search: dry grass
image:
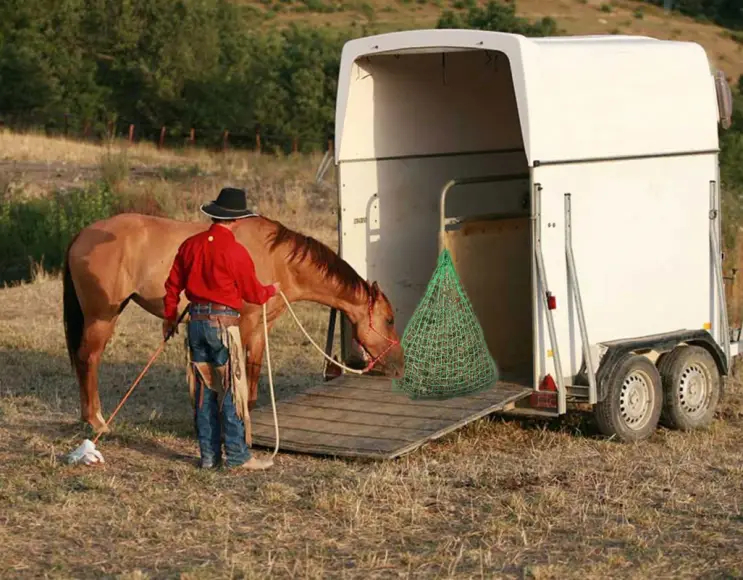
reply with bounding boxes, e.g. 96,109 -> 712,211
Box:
0,132 -> 335,233
0,131 -> 192,167
2,135 -> 743,578
2,275 -> 743,578
0,131 -> 326,179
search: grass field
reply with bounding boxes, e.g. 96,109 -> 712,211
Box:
2,132 -> 743,578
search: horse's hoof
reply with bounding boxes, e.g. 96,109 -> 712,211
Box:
81,413 -> 110,435
92,422 -> 110,435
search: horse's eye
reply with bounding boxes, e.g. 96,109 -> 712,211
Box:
386,317 -> 394,326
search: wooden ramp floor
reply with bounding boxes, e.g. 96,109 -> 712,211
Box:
249,374 -> 532,459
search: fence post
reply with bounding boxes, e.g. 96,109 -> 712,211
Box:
328,138 -> 333,153
128,124 -> 135,143
292,137 -> 298,154
107,119 -> 114,140
189,128 -> 195,146
64,114 -> 69,137
83,120 -> 91,139
222,129 -> 229,152
255,130 -> 261,154
159,126 -> 166,150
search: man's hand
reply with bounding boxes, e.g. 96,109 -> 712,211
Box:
162,319 -> 178,340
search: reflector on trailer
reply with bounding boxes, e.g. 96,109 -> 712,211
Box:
547,292 -> 557,310
539,374 -> 558,392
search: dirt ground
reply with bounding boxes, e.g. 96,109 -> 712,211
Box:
2,136 -> 743,578
2,274 -> 743,579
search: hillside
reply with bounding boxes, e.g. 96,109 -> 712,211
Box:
234,0 -> 743,80
3,0 -> 741,156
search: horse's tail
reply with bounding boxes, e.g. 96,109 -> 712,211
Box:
63,234 -> 84,368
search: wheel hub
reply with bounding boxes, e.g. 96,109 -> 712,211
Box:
679,363 -> 708,417
620,371 -> 654,429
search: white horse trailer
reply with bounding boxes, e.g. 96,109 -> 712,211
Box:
251,30 -> 739,457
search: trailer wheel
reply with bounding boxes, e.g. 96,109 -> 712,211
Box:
594,353 -> 662,442
655,351 -> 668,370
657,345 -> 720,431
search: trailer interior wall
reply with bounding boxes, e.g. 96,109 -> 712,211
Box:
337,49 -> 533,377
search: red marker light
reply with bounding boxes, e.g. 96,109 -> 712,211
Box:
539,374 -> 558,392
547,292 -> 557,310
531,375 -> 559,408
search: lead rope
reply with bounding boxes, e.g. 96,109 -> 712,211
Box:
260,291 -> 363,460
262,301 -> 280,459
261,290 -> 399,459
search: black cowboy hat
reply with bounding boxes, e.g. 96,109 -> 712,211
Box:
200,187 -> 258,220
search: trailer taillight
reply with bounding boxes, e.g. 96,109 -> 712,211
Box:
531,374 -> 558,409
539,374 -> 558,392
546,292 -> 556,310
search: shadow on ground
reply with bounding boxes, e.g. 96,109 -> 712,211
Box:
0,346 -> 321,456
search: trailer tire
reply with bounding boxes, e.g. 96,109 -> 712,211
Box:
658,345 -> 720,431
655,351 -> 669,370
594,353 -> 662,442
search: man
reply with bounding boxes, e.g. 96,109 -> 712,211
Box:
163,187 -> 279,470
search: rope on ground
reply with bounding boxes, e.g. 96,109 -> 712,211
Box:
262,300 -> 280,459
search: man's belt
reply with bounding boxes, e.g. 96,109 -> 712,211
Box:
189,312 -> 240,326
190,302 -> 237,312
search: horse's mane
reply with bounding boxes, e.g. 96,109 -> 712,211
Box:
268,221 -> 369,295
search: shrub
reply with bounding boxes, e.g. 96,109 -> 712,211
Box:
0,183 -> 116,283
637,0 -> 743,31
100,148 -> 130,189
437,1 -> 559,36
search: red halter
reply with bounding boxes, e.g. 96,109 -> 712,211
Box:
360,296 -> 400,372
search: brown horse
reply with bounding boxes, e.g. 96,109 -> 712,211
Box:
63,212 -> 404,433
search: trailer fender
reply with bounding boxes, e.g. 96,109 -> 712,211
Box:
595,330 -> 727,402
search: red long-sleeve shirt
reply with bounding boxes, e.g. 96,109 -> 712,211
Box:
163,223 -> 276,321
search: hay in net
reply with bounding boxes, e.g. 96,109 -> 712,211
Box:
392,249 -> 499,399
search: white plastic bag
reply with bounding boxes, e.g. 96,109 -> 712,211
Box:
66,439 -> 105,465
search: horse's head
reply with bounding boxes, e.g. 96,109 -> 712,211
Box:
350,281 -> 404,378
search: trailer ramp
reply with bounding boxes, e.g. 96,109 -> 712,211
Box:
249,374 -> 531,459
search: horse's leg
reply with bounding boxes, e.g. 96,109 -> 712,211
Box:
76,315 -> 120,433
245,332 -> 265,412
241,305 -> 284,411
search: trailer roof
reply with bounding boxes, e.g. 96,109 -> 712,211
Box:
334,30 -> 721,166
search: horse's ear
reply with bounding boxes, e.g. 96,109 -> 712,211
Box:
371,281 -> 380,296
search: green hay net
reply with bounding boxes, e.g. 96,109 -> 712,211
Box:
392,249 -> 499,400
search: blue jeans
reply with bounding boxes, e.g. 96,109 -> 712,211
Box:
188,304 -> 250,468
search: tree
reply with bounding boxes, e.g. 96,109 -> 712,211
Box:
437,1 -> 559,36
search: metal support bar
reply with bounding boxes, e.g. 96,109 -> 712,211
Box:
565,194 -> 597,405
315,149 -> 334,183
533,184 -> 567,414
710,181 -> 731,367
322,307 -> 338,380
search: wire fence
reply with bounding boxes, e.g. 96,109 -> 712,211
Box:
0,113 -> 335,156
